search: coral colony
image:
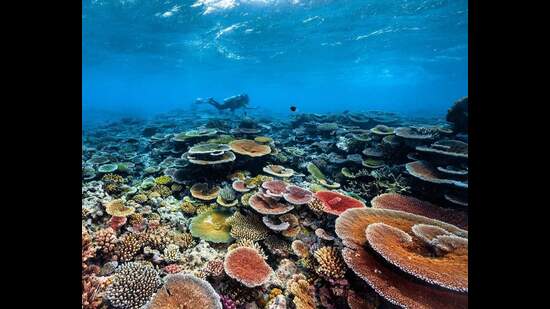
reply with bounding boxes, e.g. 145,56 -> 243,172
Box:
82,97 -> 468,309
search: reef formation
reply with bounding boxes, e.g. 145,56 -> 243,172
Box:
82,99 -> 468,308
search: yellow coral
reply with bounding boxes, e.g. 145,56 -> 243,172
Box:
128,213 -> 144,227
154,175 -> 173,185
102,173 -> 125,184
313,246 -> 347,279
132,193 -> 148,204
244,175 -> 273,188
171,183 -> 183,192
286,274 -> 316,309
226,211 -> 270,241
180,199 -> 198,215
153,184 -> 172,197
105,199 -> 135,217
240,192 -> 254,207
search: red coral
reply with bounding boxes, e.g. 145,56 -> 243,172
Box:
164,264 -> 183,274
108,216 -> 127,230
315,191 -> 365,215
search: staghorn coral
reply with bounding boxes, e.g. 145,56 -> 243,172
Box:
226,211 -> 271,241
152,184 -> 172,197
132,193 -> 148,204
180,196 -> 198,214
145,274 -> 222,309
244,175 -> 273,188
128,213 -> 145,229
313,246 -> 347,280
224,247 -> 273,288
102,173 -> 126,195
286,274 -> 316,309
105,262 -> 162,309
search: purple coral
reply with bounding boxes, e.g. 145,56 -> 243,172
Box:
220,295 -> 237,309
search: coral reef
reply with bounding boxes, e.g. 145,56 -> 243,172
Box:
83,100 -> 468,308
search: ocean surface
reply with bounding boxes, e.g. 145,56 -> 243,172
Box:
82,0 -> 467,127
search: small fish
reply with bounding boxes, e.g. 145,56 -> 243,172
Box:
290,105 -> 297,112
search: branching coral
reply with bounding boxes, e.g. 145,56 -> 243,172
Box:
82,226 -> 97,271
163,244 -> 182,263
105,262 -> 162,309
286,274 -> 316,309
114,232 -> 146,262
313,246 -> 347,280
93,227 -> 117,257
146,225 -> 173,250
203,258 -> 225,278
82,274 -> 110,309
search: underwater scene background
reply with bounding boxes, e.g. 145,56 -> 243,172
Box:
83,0 -> 467,126
82,1 -> 468,309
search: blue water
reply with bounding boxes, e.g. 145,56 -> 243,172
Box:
82,0 -> 467,126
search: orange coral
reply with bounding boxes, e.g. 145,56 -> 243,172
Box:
224,247 -> 273,287
145,274 -> 222,309
190,183 -> 220,201
371,193 -> 468,230
335,208 -> 468,308
229,139 -> 271,157
366,223 -> 468,292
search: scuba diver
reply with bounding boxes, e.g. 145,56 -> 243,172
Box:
195,94 -> 253,112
